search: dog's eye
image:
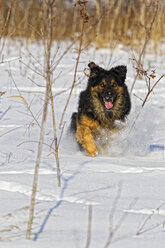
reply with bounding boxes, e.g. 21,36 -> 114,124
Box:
100,82 -> 105,87
112,82 -> 117,88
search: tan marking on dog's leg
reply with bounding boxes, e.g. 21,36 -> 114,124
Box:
76,124 -> 98,157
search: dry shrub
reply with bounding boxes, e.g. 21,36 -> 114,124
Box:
0,0 -> 165,49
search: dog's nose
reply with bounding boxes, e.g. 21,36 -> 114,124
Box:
107,91 -> 112,96
105,91 -> 112,99
104,94 -> 112,101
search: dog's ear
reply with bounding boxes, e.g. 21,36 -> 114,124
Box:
110,65 -> 127,84
88,62 -> 104,78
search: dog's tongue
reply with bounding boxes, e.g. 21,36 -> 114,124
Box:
105,100 -> 113,109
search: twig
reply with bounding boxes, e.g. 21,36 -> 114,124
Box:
128,56 -> 164,133
50,121 -> 66,150
59,1 -> 88,128
19,59 -> 46,79
137,221 -> 165,235
28,76 -> 46,88
130,0 -> 159,94
104,183 -> 137,248
0,105 -> 11,121
8,63 -> 41,128
0,56 -> 21,64
0,125 -> 23,138
136,202 -> 165,235
51,40 -> 76,72
57,121 -> 66,148
26,0 -> 57,239
104,183 -> 122,248
46,0 -> 61,187
48,82 -> 61,187
133,93 -> 143,103
22,50 -> 45,70
142,74 -> 165,107
26,72 -> 50,240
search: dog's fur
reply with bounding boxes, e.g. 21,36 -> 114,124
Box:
70,62 -> 131,157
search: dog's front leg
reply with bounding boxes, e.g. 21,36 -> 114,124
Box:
76,124 -> 98,157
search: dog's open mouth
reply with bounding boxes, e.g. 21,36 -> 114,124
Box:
104,99 -> 113,110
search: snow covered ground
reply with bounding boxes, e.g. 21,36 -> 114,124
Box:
0,39 -> 165,247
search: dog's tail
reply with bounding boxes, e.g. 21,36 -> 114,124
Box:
70,112 -> 78,133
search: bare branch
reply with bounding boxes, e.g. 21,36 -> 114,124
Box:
130,0 -> 160,94
59,0 -> 88,128
142,74 -> 165,107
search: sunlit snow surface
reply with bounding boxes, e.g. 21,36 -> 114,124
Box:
0,40 -> 165,247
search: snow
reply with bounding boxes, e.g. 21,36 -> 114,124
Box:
0,39 -> 165,247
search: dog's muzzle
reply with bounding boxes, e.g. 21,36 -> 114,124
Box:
103,91 -> 115,110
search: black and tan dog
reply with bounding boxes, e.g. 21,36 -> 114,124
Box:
71,62 -> 131,157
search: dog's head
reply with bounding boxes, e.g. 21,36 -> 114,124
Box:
88,62 -> 130,120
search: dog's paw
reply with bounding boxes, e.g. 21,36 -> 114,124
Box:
86,145 -> 98,157
89,150 -> 98,157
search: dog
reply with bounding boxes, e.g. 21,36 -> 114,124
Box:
70,62 -> 131,157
